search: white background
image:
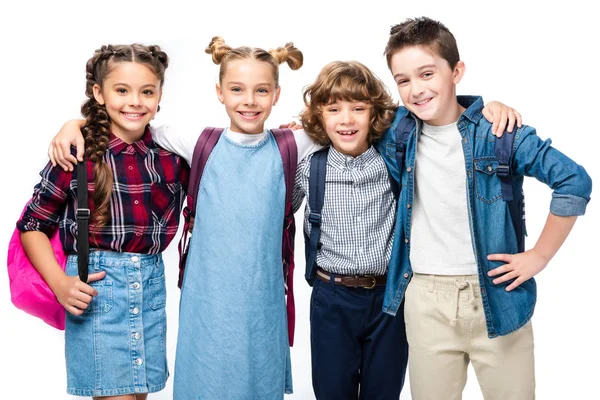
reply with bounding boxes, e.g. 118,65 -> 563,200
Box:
1,1 -> 598,399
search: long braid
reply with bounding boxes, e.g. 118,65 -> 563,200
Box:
80,44 -> 169,229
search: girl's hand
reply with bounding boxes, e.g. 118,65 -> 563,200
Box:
48,119 -> 86,172
51,271 -> 106,316
486,249 -> 549,291
482,101 -> 522,137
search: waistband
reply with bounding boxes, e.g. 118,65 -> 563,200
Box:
316,267 -> 387,289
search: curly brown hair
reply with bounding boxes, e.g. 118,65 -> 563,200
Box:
205,37 -> 303,87
301,61 -> 397,146
81,44 -> 168,228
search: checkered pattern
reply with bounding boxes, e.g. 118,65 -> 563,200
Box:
293,146 -> 396,276
18,128 -> 189,254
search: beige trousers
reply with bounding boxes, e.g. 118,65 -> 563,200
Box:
404,273 -> 535,400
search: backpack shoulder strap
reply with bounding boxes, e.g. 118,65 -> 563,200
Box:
178,127 -> 223,288
394,114 -> 416,172
304,147 -> 329,284
186,127 -> 224,217
75,157 -> 90,283
271,128 -> 298,203
494,129 -> 516,202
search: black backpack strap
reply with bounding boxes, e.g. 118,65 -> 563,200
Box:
494,130 -> 515,202
304,147 -> 329,285
76,158 -> 90,282
494,129 -> 526,252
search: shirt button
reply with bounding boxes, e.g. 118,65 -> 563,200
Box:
356,216 -> 362,222
134,200 -> 140,205
128,166 -> 133,171
132,332 -> 141,340
134,358 -> 143,366
487,165 -> 492,172
359,248 -> 364,254
132,282 -> 140,289
404,273 -> 409,278
131,256 -> 139,262
407,203 -> 411,209
463,137 -> 467,143
407,167 -> 412,172
135,232 -> 142,237
132,307 -> 140,315
405,238 -> 409,244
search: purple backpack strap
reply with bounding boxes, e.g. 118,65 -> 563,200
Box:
271,128 -> 298,346
177,127 -> 223,288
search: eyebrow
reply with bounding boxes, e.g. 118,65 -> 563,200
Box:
112,83 -> 157,88
227,81 -> 273,86
393,64 -> 437,80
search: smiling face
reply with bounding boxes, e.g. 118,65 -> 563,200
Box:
93,61 -> 162,143
216,59 -> 280,134
390,45 -> 465,126
321,99 -> 371,157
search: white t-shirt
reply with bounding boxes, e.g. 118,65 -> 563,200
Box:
409,121 -> 478,275
148,125 -> 321,165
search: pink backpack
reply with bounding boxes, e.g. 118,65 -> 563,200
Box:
8,160 -> 90,329
7,203 -> 67,329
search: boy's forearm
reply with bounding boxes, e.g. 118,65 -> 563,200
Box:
532,213 -> 577,263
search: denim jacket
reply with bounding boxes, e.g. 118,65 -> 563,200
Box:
375,96 -> 592,337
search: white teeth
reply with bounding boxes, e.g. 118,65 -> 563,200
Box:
240,112 -> 259,116
338,130 -> 357,135
415,98 -> 431,105
123,113 -> 143,117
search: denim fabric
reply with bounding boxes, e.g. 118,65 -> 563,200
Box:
375,96 -> 592,337
65,251 -> 168,396
174,131 -> 292,400
310,278 -> 408,400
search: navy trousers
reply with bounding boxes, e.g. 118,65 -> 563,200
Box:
310,276 -> 409,400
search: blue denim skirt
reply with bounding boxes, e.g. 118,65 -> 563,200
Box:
64,251 -> 168,397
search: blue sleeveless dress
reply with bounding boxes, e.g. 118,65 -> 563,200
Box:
174,130 -> 293,400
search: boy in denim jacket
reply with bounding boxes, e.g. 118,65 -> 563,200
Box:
374,17 -> 592,399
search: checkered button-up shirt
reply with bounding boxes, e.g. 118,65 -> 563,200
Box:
293,146 -> 396,276
18,128 -> 189,254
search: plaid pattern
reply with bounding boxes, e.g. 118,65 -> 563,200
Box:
293,146 -> 396,276
18,128 -> 189,254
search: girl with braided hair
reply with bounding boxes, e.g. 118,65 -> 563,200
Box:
17,43 -> 188,399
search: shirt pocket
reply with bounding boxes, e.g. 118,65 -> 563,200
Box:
474,157 -> 502,204
150,182 -> 182,226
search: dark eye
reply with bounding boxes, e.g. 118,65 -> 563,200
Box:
142,89 -> 154,95
231,87 -> 242,92
422,72 -> 433,78
355,107 -> 365,112
116,88 -> 127,94
396,80 -> 408,86
257,88 -> 268,94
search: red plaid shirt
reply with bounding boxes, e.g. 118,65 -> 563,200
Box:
18,128 -> 189,254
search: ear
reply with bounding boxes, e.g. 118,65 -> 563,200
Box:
272,86 -> 281,106
453,61 -> 466,85
93,84 -> 104,105
216,83 -> 224,104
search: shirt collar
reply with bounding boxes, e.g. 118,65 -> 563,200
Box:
327,145 -> 378,171
108,127 -> 154,157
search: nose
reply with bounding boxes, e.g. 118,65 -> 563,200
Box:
244,92 -> 256,106
129,93 -> 142,107
410,81 -> 424,99
341,108 -> 354,124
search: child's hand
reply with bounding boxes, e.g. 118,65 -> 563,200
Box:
279,121 -> 302,131
52,271 -> 106,316
482,101 -> 522,137
48,119 -> 86,172
486,249 -> 549,291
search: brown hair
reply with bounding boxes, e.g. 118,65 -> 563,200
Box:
81,43 -> 169,228
301,61 -> 397,146
205,36 -> 303,86
384,16 -> 460,70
